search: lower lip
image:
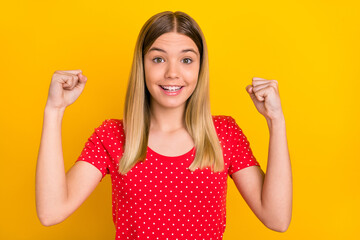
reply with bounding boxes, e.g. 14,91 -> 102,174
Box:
159,86 -> 183,96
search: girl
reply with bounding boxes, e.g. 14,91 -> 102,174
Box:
36,11 -> 292,239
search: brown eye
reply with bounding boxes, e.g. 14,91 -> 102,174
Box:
153,57 -> 164,63
182,58 -> 192,64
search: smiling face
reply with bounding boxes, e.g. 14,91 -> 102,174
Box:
144,32 -> 200,112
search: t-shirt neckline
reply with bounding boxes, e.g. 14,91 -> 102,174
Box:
147,146 -> 195,159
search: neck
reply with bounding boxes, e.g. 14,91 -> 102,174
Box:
149,102 -> 186,133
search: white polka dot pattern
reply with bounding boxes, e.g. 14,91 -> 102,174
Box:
225,116 -> 260,178
77,127 -> 112,182
75,115 -> 260,239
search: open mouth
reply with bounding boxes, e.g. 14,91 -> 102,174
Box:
160,85 -> 184,92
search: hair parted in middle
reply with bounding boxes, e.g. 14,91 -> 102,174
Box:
119,11 -> 224,175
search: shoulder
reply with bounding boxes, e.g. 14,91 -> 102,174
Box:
211,115 -> 246,140
94,119 -> 125,137
211,115 -> 237,129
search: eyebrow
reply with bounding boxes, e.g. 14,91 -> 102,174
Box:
148,47 -> 199,56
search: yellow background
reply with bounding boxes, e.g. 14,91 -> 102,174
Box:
1,0 -> 359,239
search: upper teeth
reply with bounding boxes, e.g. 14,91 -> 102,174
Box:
162,86 -> 182,91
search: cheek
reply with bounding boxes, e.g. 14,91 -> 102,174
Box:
144,61 -> 162,82
183,66 -> 200,85
144,60 -> 151,80
144,63 -> 155,87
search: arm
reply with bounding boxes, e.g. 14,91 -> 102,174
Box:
35,106 -> 68,226
36,70 -> 102,226
231,115 -> 292,232
35,106 -> 103,226
232,77 -> 292,232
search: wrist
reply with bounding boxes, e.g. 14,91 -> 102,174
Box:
44,104 -> 66,116
266,114 -> 286,130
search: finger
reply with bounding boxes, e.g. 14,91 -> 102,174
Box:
252,78 -> 278,84
252,79 -> 270,86
59,72 -> 86,87
254,86 -> 275,102
70,75 -> 80,88
254,91 -> 265,102
252,77 -> 267,81
54,71 -> 78,85
56,69 -> 82,75
252,79 -> 278,88
249,91 -> 258,103
262,80 -> 279,92
57,74 -> 73,85
254,86 -> 269,102
246,85 -> 263,103
63,75 -> 79,89
246,86 -> 258,101
252,82 -> 271,92
78,72 -> 88,83
252,79 -> 268,83
62,78 -> 73,89
246,85 -> 253,94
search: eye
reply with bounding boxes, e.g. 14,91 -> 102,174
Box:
152,57 -> 164,63
181,58 -> 193,64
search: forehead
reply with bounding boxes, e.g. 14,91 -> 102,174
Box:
149,32 -> 198,52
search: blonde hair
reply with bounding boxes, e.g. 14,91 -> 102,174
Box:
119,11 -> 224,175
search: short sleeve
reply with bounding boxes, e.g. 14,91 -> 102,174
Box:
75,121 -> 112,182
227,117 -> 260,178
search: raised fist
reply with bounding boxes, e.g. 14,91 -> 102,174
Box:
46,70 -> 88,110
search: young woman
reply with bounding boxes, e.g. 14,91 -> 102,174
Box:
36,11 -> 292,239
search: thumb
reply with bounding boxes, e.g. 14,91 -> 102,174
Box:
245,85 -> 253,94
246,85 -> 258,102
78,72 -> 88,84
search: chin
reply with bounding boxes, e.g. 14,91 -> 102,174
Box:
161,102 -> 187,109
152,99 -> 187,110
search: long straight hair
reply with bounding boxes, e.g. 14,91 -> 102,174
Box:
119,11 -> 224,175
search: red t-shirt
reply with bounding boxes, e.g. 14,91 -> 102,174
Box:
75,115 -> 260,240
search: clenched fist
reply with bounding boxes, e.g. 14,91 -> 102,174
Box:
46,70 -> 88,110
246,77 -> 284,121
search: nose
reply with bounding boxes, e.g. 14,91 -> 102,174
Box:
165,61 -> 179,79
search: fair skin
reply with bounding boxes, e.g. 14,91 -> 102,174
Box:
36,32 -> 292,232
36,70 -> 103,226
233,80 -> 292,232
144,32 -> 200,156
145,33 -> 292,232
